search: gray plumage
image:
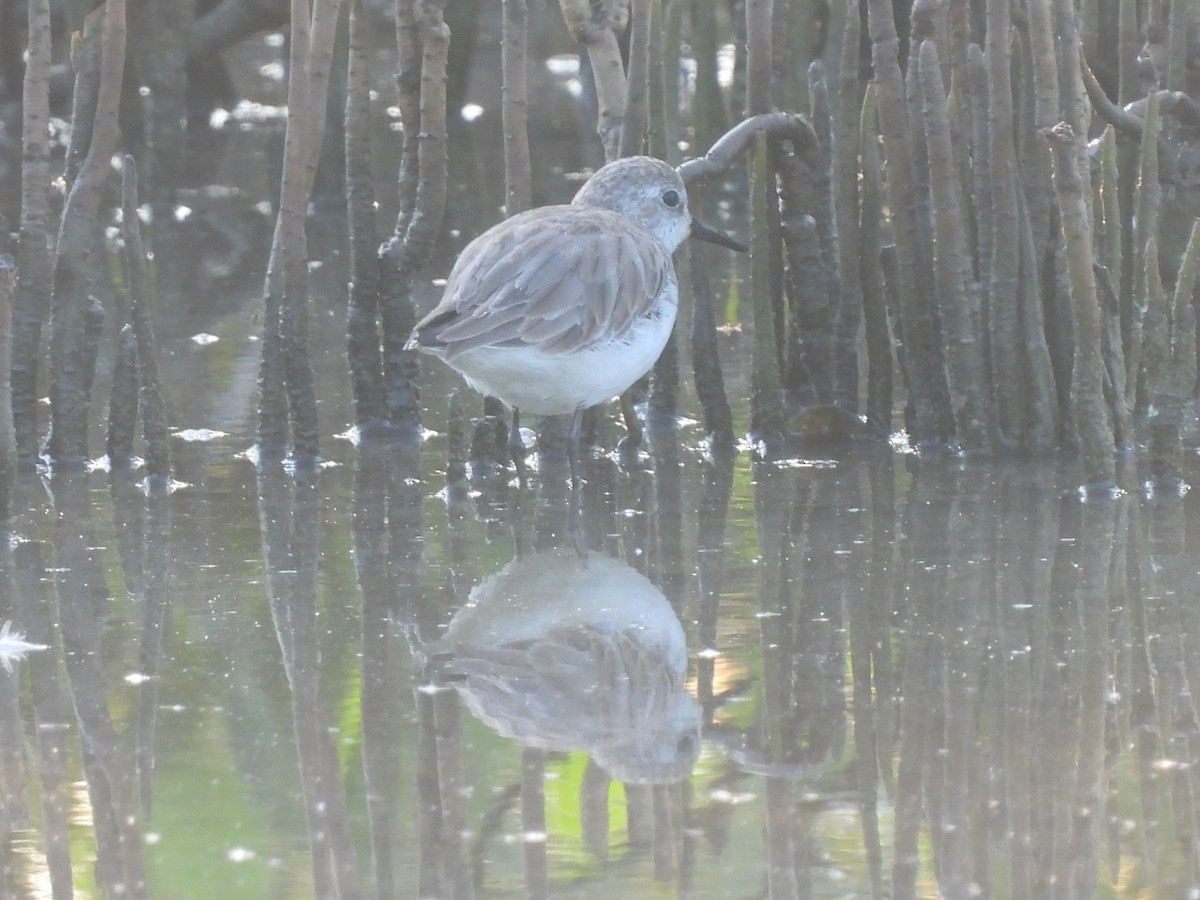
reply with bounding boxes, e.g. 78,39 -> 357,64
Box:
414,210 -> 672,359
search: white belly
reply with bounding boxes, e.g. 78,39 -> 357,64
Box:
448,300 -> 678,415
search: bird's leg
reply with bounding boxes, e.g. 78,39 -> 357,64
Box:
567,407 -> 588,560
567,408 -> 584,494
508,477 -> 528,559
618,389 -> 643,466
508,408 -> 528,489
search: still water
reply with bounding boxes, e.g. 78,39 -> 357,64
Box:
5,357 -> 1200,899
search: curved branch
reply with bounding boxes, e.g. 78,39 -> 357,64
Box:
1081,50 -> 1143,136
677,113 -> 820,185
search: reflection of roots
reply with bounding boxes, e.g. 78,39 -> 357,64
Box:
467,782 -> 521,890
787,403 -> 867,445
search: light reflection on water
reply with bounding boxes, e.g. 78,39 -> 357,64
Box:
4,432 -> 1200,898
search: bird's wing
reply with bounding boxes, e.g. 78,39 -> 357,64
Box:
410,208 -> 673,359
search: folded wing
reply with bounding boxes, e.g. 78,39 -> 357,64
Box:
410,207 -> 673,359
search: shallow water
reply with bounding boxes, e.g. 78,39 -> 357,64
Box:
6,398 -> 1200,899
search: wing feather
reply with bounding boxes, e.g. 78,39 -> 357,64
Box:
411,206 -> 673,359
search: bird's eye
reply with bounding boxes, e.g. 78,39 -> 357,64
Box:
661,189 -> 681,208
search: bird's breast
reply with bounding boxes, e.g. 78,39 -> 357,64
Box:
452,295 -> 678,416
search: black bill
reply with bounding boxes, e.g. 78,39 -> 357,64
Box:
690,218 -> 748,252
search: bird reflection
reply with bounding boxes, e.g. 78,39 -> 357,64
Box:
419,548 -> 701,784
